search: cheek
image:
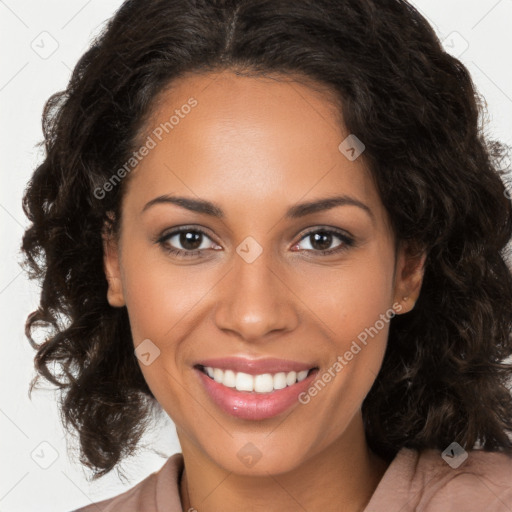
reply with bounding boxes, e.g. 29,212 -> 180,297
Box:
296,252 -> 395,416
120,250 -> 211,419
119,244 -> 225,410
300,252 -> 395,343
120,248 -> 215,344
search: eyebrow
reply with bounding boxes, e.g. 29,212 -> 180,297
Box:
141,194 -> 374,221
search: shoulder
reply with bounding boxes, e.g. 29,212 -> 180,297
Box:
416,448 -> 512,511
70,452 -> 184,512
367,447 -> 512,512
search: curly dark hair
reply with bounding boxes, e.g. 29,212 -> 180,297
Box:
21,0 -> 512,479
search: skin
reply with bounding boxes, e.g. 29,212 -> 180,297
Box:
103,70 -> 426,512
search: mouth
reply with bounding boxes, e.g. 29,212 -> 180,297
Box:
194,364 -> 319,393
193,363 -> 320,420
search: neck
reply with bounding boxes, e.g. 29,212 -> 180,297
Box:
178,413 -> 389,512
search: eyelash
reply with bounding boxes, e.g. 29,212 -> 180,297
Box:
154,226 -> 355,259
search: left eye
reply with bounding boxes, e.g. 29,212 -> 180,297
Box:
293,229 -> 353,254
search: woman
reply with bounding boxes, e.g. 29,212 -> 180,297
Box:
21,0 -> 512,510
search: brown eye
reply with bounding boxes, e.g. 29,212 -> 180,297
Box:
175,231 -> 204,251
156,227 -> 219,258
294,228 -> 355,256
309,232 -> 335,251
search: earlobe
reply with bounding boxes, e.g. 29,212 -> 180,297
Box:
102,221 -> 126,308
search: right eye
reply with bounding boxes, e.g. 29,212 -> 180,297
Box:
155,226 -> 221,258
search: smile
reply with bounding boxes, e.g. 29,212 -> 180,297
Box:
199,365 -> 315,393
194,362 -> 320,420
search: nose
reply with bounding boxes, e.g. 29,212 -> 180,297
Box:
213,248 -> 299,342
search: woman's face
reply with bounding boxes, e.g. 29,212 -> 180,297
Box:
104,70 -> 424,475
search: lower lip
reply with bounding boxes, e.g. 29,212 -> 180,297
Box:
195,367 -> 319,420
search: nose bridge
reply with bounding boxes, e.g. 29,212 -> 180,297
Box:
213,240 -> 298,340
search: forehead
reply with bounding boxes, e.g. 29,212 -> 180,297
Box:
124,70 -> 385,223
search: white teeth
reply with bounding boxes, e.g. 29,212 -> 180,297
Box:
286,371 -> 297,386
202,366 -> 313,392
235,372 -> 254,392
223,369 -> 236,388
254,373 -> 274,393
297,370 -> 309,382
213,368 -> 223,383
273,372 -> 287,390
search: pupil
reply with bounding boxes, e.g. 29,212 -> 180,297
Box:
180,231 -> 202,250
311,232 -> 332,251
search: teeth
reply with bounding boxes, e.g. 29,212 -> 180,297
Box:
202,366 -> 312,393
273,372 -> 287,390
223,369 -> 236,388
297,370 -> 309,381
286,371 -> 297,386
254,373 -> 274,393
236,372 -> 254,392
213,368 -> 223,383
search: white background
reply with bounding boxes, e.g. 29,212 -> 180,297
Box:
1,1 -> 511,511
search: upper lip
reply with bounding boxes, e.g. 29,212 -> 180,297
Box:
195,357 -> 318,375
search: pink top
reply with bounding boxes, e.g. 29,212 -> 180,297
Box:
72,448 -> 512,511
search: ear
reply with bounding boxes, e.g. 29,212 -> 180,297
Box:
392,240 -> 426,314
102,215 -> 126,308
